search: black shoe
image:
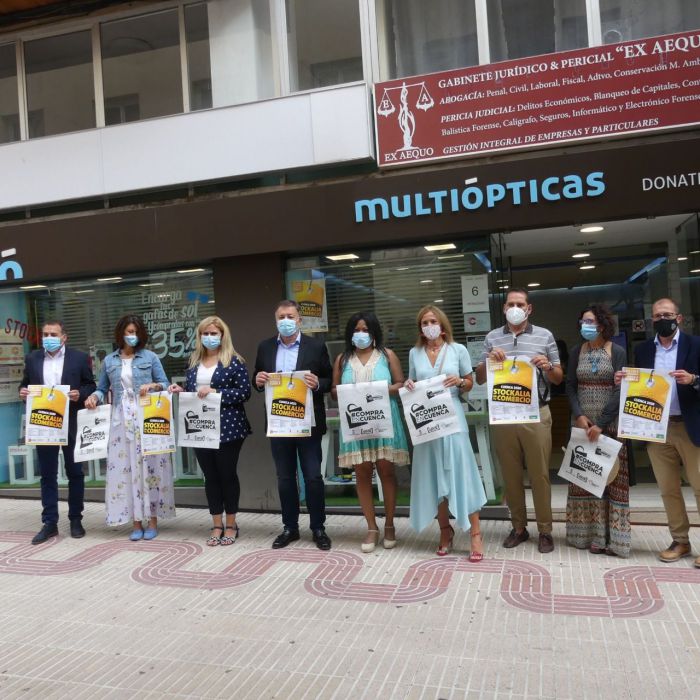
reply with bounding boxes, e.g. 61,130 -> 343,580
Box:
70,520 -> 86,539
31,524 -> 58,545
312,528 -> 332,551
272,529 -> 300,549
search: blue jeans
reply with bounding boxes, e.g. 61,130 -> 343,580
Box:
270,435 -> 326,532
36,441 -> 84,526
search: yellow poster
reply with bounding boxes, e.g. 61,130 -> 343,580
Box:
486,357 -> 540,424
289,277 -> 328,332
138,393 -> 176,454
265,371 -> 314,437
25,384 -> 70,445
618,367 -> 671,442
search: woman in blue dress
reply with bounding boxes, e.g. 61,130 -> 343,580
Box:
404,305 -> 486,560
332,312 -> 409,553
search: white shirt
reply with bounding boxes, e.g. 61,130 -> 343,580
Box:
121,357 -> 134,391
43,345 -> 66,386
196,364 -> 216,390
654,329 -> 681,415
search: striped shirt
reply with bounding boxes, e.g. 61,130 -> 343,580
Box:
480,323 -> 561,402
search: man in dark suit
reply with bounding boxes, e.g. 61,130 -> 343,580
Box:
254,300 -> 332,550
19,320 -> 96,544
630,298 -> 700,567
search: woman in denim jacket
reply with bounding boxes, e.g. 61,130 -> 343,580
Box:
85,315 -> 175,539
169,316 -> 251,546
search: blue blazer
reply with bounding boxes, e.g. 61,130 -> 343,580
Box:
634,332 -> 700,446
19,347 -> 96,438
184,359 -> 251,443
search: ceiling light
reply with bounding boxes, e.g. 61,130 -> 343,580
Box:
326,253 -> 359,261
177,268 -> 205,274
572,253 -> 590,259
208,299 -> 215,304
579,264 -> 596,270
499,285 -> 509,290
691,250 -> 700,255
74,289 -> 95,294
97,276 -> 122,282
349,262 -> 376,268
678,257 -> 688,262
527,282 -> 540,288
395,266 -> 410,271
580,225 -> 604,233
424,243 -> 456,252
433,298 -> 444,303
420,279 -> 433,284
19,284 -> 46,290
691,269 -> 700,273
437,253 -> 465,260
139,282 -> 164,287
496,279 -> 508,283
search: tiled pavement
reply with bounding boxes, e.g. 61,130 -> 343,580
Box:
1,498 -> 699,699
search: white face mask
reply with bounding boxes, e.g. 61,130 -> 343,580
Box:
505,306 -> 528,326
422,324 -> 442,340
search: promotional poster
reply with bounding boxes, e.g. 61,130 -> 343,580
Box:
618,367 -> 671,442
337,380 -> 394,442
265,371 -> 314,437
177,392 -> 222,449
486,358 -> 540,424
25,384 -> 70,446
138,393 -> 176,455
399,374 -> 460,445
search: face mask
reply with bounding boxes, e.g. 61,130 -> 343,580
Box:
352,332 -> 372,349
653,318 -> 678,338
202,335 -> 221,350
277,318 -> 298,338
505,306 -> 528,326
422,324 -> 442,340
42,337 -> 61,353
124,335 -> 139,347
580,325 -> 600,341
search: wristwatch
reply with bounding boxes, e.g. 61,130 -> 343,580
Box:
693,374 -> 700,387
459,378 -> 466,389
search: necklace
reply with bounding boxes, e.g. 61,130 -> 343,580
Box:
589,346 -> 604,374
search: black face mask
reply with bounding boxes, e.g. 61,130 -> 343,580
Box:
653,318 -> 678,338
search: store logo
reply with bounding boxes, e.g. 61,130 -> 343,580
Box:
184,409 -> 216,434
569,445 -> 603,476
0,248 -> 23,282
409,402 -> 450,430
80,423 -> 106,449
345,402 -> 387,429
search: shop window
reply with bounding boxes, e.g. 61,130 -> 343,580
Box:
0,43 -> 19,144
101,10 -> 183,123
600,0 -> 700,44
286,0 -> 363,91
24,30 -> 95,138
487,0 -> 587,62
376,0 -> 478,79
184,2 -> 213,111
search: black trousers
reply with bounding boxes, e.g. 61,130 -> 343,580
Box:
36,437 -> 84,525
194,439 -> 244,515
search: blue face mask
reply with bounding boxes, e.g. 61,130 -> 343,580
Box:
124,335 -> 139,347
42,337 -> 61,353
277,318 -> 298,338
352,332 -> 372,349
580,325 -> 600,341
202,335 -> 221,350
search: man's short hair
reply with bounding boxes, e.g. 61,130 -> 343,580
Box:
653,297 -> 680,314
275,299 -> 301,314
42,320 -> 66,333
505,287 -> 529,302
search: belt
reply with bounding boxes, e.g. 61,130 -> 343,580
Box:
668,415 -> 683,422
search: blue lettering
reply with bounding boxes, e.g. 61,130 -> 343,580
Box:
0,261 -> 23,281
355,198 -> 389,223
562,174 -> 583,199
586,171 -> 606,197
461,187 -> 484,210
427,190 -> 447,214
414,193 -> 432,215
390,195 -> 412,218
506,181 -> 526,205
541,177 -> 561,201
486,184 -> 506,208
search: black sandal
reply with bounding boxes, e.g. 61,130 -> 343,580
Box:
207,526 -> 224,547
221,525 -> 239,546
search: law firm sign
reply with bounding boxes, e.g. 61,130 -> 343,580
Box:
374,30 -> 700,168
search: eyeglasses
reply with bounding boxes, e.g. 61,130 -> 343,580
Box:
651,313 -> 677,321
578,319 -> 597,326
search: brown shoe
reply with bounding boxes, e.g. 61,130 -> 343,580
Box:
659,541 -> 691,562
538,533 -> 554,553
503,528 -> 529,548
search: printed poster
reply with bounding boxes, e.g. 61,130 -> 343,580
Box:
336,380 -> 394,442
617,367 -> 671,443
486,357 -> 540,424
74,405 -> 111,462
177,392 -> 222,449
287,270 -> 328,332
138,393 -> 176,455
558,427 -> 623,499
265,371 -> 314,437
25,384 -> 70,446
398,374 -> 461,445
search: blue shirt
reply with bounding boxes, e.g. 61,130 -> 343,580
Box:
654,329 -> 681,415
275,334 -> 301,373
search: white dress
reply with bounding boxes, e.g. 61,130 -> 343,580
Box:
104,357 -> 176,526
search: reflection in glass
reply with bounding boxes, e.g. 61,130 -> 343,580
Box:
101,10 -> 182,125
600,0 -> 700,44
286,0 -> 363,91
185,2 -> 212,111
487,0 -> 587,62
377,0 -> 478,79
0,43 -> 19,144
24,31 -> 95,138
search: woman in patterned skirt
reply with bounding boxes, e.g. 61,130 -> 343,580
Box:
565,304 -> 630,557
331,312 -> 409,553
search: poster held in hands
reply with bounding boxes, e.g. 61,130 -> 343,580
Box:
617,367 -> 671,442
177,392 -> 222,449
74,405 -> 111,462
336,380 -> 394,442
138,393 -> 176,455
486,357 -> 540,424
399,374 -> 461,445
265,371 -> 314,437
25,384 -> 71,445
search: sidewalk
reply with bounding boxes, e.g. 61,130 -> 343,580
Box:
1,498 -> 699,699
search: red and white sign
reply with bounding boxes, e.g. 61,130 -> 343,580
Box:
374,30 -> 700,168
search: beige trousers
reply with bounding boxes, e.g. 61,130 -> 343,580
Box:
647,420 -> 700,544
492,405 -> 553,534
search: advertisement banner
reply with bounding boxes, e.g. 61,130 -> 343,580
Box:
336,380 -> 394,442
176,392 -> 221,449
487,358 -> 540,424
399,374 -> 461,445
617,367 -> 671,442
558,427 -> 623,499
74,405 -> 111,462
265,371 -> 314,438
286,271 -> 328,332
374,29 -> 700,167
138,393 -> 176,455
25,385 -> 70,445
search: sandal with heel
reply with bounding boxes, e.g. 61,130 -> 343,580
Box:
221,525 -> 239,546
383,525 -> 397,550
468,530 -> 484,563
207,526 -> 224,547
361,529 -> 380,553
436,525 -> 454,556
